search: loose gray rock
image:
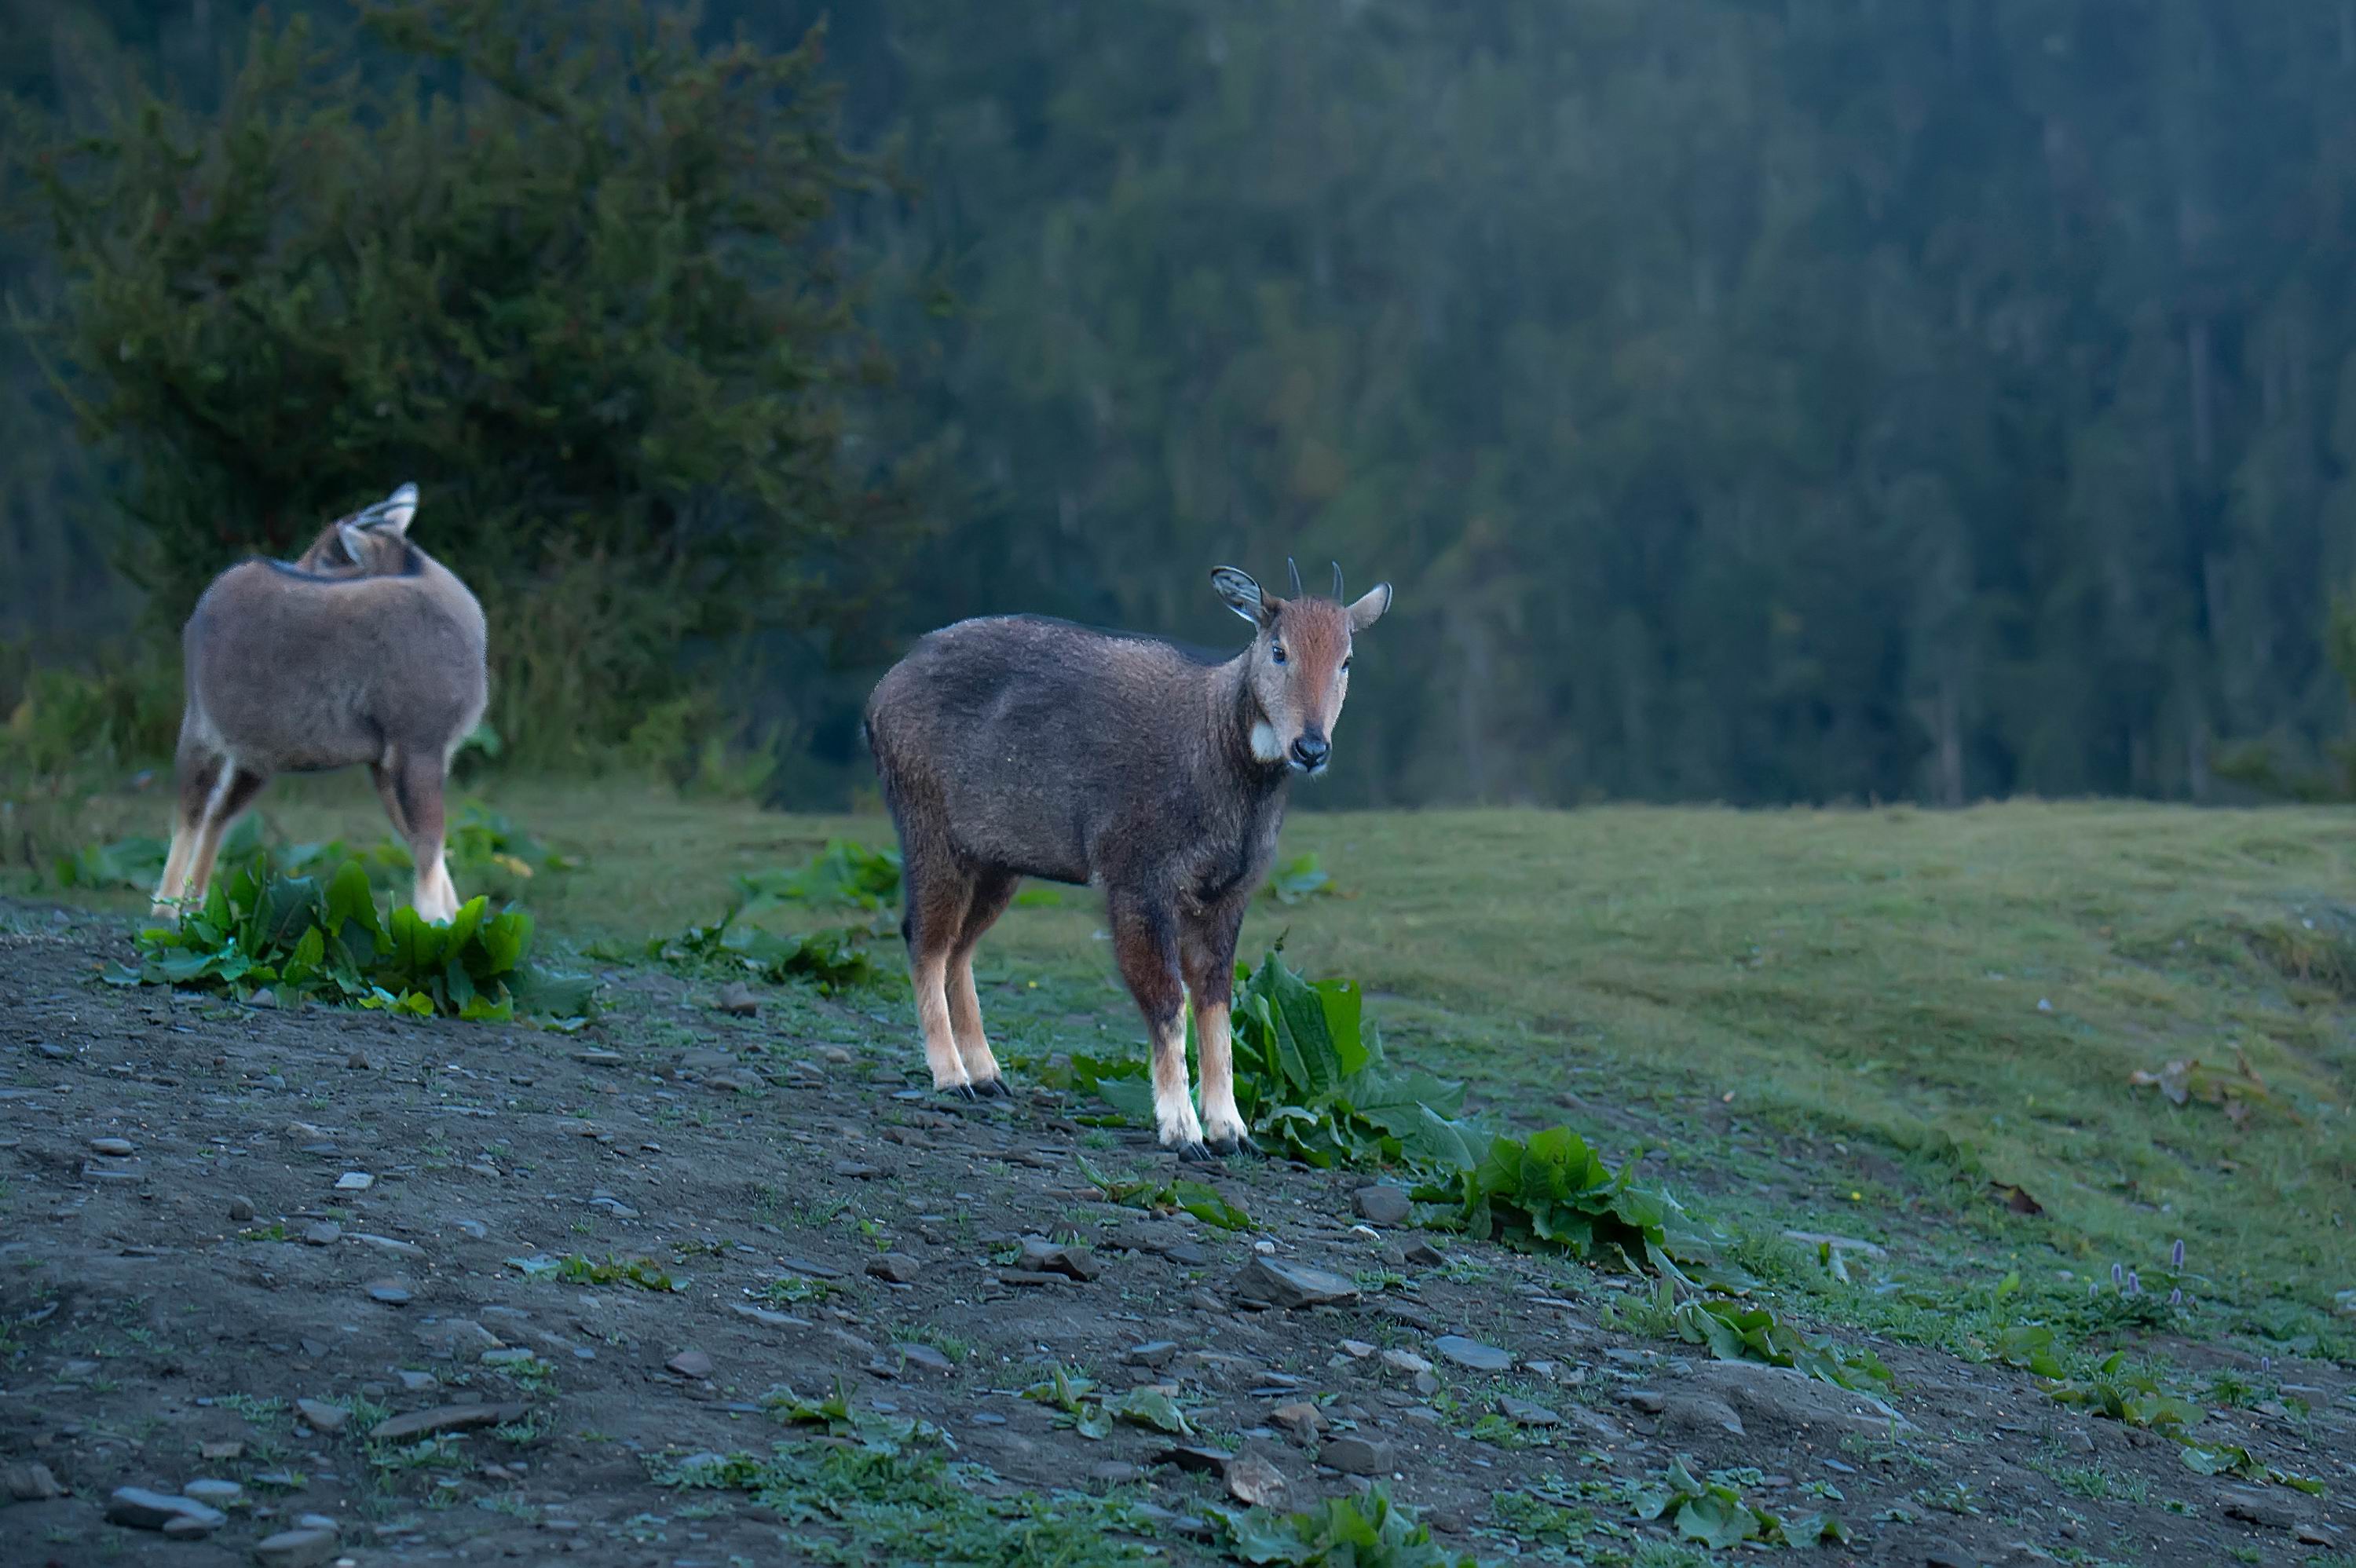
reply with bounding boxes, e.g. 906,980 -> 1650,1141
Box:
732,1304 -> 810,1329
226,1196 -> 256,1222
396,1370 -> 440,1391
1622,1387 -> 1667,1414
253,1525 -> 342,1567
3,1461 -> 64,1500
1380,1348 -> 1433,1376
1270,1401 -> 1326,1441
898,1343 -> 954,1373
1352,1185 -> 1412,1226
2220,1487 -> 2304,1530
370,1402 -> 527,1442
300,1222 -> 342,1247
1319,1435 -> 1396,1476
1663,1392 -> 1746,1437
1125,1342 -> 1180,1368
1402,1239 -> 1447,1266
1233,1257 -> 1360,1310
1498,1395 -> 1562,1426
1435,1335 -> 1513,1372
88,1136 -> 135,1156
1019,1237 -> 1103,1281
716,981 -> 760,1016
182,1478 -> 243,1505
1685,1360 -> 1912,1438
1157,1445 -> 1235,1476
366,1279 -> 413,1305
295,1399 -> 349,1435
1225,1452 -> 1290,1508
667,1349 -> 715,1379
866,1252 -> 924,1285
107,1486 -> 226,1532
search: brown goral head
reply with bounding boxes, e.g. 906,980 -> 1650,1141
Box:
292,482 -> 420,577
1210,559 -> 1392,776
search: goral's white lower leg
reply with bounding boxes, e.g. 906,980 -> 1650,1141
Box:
946,955 -> 1002,1086
1149,1014 -> 1205,1148
913,952 -> 971,1091
1194,1000 -> 1246,1146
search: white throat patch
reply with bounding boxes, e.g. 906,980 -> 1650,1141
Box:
1249,720 -> 1285,763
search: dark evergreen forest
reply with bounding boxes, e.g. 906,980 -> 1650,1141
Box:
8,1 -> 2356,807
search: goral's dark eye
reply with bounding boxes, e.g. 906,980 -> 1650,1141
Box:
1271,645 -> 1288,665
1341,655 -> 1352,671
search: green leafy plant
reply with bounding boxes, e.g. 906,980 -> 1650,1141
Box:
1633,1457 -> 1852,1550
1019,1367 -> 1194,1442
1221,1486 -> 1476,1567
2180,1444 -> 2326,1494
1077,1154 -> 1255,1231
107,856 -> 591,1022
1261,852 -> 1337,905
1088,954 -> 1477,1171
737,840 -> 903,911
1410,1126 -> 1731,1283
53,834 -> 169,891
1666,1295 -> 1895,1394
2044,1352 -> 2202,1431
651,899 -> 884,994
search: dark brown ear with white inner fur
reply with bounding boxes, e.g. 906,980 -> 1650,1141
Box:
1211,566 -> 1278,627
1347,583 -> 1392,632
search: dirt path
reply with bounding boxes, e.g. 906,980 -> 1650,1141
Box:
2,904 -> 2351,1566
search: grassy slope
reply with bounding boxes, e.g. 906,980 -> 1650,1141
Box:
42,777 -> 2356,1340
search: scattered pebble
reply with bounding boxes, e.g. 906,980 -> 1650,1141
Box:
226,1196 -> 257,1222
1018,1237 -> 1103,1281
716,981 -> 759,1017
1319,1435 -> 1395,1476
106,1486 -> 226,1533
335,1171 -> 375,1191
88,1136 -> 136,1157
295,1399 -> 349,1435
370,1402 -> 526,1442
366,1279 -> 414,1305
3,1461 -> 63,1501
667,1350 -> 715,1380
865,1252 -> 924,1285
301,1222 -> 342,1247
181,1478 -> 243,1505
1352,1185 -> 1412,1225
1434,1335 -> 1513,1373
254,1524 -> 342,1567
1233,1257 -> 1360,1310
1269,1401 -> 1326,1441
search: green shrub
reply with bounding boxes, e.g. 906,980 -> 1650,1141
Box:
107,856 -> 592,1022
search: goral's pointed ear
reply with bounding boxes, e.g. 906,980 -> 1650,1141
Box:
1347,582 -> 1392,632
376,482 -> 418,537
335,521 -> 371,566
1211,565 -> 1275,627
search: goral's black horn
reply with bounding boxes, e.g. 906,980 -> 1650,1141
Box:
1286,557 -> 1303,599
1331,561 -> 1344,600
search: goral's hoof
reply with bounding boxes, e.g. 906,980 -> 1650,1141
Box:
969,1076 -> 1013,1100
1174,1139 -> 1217,1164
1205,1131 -> 1262,1158
944,1082 -> 980,1102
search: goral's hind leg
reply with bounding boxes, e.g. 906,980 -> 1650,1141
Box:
901,850 -> 977,1096
947,870 -> 1019,1096
1110,889 -> 1207,1159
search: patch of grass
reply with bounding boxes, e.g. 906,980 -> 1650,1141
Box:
653,1429 -> 1164,1564
505,1253 -> 686,1292
39,785 -> 2356,1348
2028,1456 -> 2147,1504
